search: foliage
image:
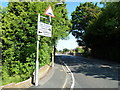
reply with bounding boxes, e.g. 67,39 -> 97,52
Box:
71,2 -> 101,46
58,50 -> 62,53
84,2 -> 120,60
1,2 -> 70,84
62,48 -> 69,53
75,47 -> 84,53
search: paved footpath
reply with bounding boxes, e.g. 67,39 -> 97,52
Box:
29,63 -> 67,88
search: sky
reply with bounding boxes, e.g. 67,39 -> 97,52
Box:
0,1 -> 8,7
0,1 -> 103,51
56,2 -> 80,51
56,33 -> 78,51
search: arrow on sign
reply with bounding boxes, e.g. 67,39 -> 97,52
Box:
44,6 -> 55,18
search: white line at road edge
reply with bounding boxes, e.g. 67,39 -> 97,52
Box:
63,61 -> 75,90
62,66 -> 68,88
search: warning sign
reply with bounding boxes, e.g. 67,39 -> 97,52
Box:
44,6 -> 55,18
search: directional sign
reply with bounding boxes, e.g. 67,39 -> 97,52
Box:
44,6 -> 55,18
37,22 -> 52,37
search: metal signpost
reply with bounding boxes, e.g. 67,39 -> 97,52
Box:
35,14 -> 40,86
35,6 -> 55,86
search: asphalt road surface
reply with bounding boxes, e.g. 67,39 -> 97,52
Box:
56,54 -> 119,89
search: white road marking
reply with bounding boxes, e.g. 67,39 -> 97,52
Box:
63,61 -> 75,90
62,65 -> 68,88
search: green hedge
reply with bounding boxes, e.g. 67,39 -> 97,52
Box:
1,2 -> 70,85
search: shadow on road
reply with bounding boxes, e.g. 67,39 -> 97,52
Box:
55,55 -> 119,81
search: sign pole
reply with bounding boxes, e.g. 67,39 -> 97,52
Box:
49,16 -> 54,67
35,5 -> 55,85
35,14 -> 40,86
44,5 -> 55,67
52,46 -> 54,67
49,16 -> 51,24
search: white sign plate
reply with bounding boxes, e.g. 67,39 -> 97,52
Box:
37,22 -> 52,37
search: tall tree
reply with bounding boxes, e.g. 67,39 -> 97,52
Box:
84,2 -> 120,60
71,2 -> 101,46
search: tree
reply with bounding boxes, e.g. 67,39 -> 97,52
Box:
62,48 -> 69,53
84,2 -> 120,60
71,2 -> 101,46
100,0 -> 107,7
2,2 -> 70,84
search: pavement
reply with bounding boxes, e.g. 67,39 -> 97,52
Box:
29,63 -> 67,88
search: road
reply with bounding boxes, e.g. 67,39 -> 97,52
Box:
56,54 -> 119,89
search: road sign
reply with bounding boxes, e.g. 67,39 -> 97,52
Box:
37,22 -> 52,37
44,6 -> 55,18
